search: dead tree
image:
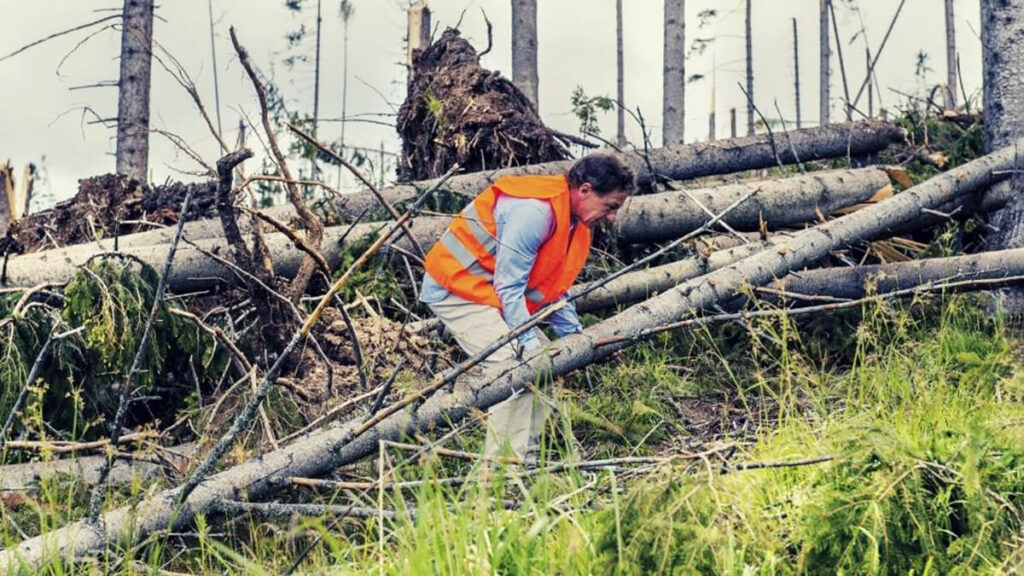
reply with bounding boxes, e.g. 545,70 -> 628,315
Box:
115,0 -> 154,182
511,0 -> 539,109
945,0 -> 957,109
663,0 -> 686,146
820,0 -> 831,125
793,17 -> 802,129
616,0 -> 627,147
337,0 -> 355,188
2,140 -> 1018,574
744,0 -> 754,135
982,0 -> 1024,317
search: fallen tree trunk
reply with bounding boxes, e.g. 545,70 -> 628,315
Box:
615,167 -> 890,243
0,142 -> 1009,576
0,446 -> 192,493
35,119 -> 904,252
347,118 -> 904,217
573,237 -> 786,312
576,240 -> 1024,314
0,217 -> 449,292
768,247 -> 1024,301
0,168 -> 888,291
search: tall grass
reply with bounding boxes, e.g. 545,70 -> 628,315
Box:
7,295 -> 1024,575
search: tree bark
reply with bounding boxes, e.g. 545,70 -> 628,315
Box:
614,167 -> 891,244
115,0 -> 154,182
662,0 -> 686,146
511,0 -> 539,110
2,140 -> 1015,576
982,0 -> 1024,315
309,0 -> 322,179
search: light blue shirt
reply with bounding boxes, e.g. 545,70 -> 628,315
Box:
421,195 -> 584,350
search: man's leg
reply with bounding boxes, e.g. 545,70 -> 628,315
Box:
427,293 -> 547,461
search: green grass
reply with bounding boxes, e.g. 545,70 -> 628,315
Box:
6,295 -> 1024,575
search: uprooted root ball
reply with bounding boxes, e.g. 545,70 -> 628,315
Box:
396,27 -> 574,181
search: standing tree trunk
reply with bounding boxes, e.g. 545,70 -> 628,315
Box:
792,17 -> 802,129
511,0 -> 539,110
819,0 -> 831,126
983,0 -> 1024,316
406,1 -> 430,72
662,0 -> 685,146
309,0 -> 323,180
0,165 -> 11,237
115,0 -> 154,182
866,47 -> 874,116
744,0 -> 754,135
945,0 -> 957,109
337,0 -> 354,189
616,0 -> 627,147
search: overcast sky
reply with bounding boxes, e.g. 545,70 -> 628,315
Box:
2,1 -> 982,207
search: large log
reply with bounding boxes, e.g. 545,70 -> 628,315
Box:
614,167 -> 890,243
770,248 -> 1024,301
337,118 -> 903,219
0,446 -> 192,492
575,241 -> 1024,314
0,142 -> 1010,576
573,238 -> 784,312
0,168 -> 889,291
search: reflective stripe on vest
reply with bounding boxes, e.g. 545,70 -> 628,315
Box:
423,174 -> 592,313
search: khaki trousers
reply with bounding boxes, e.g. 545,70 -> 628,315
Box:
427,292 -> 549,461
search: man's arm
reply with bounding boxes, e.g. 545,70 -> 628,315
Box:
493,197 -> 554,351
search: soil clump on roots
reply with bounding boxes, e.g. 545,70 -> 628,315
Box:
4,174 -> 217,254
396,27 -> 576,181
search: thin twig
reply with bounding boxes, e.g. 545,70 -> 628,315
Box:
287,122 -> 427,258
231,27 -> 324,301
0,14 -> 121,63
174,166 -> 461,506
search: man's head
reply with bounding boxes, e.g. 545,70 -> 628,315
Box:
567,154 -> 636,227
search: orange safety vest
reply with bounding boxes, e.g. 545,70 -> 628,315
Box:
424,174 -> 592,313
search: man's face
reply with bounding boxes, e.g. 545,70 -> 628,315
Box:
573,183 -> 629,227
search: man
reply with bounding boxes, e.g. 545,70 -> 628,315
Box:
419,154 -> 636,460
